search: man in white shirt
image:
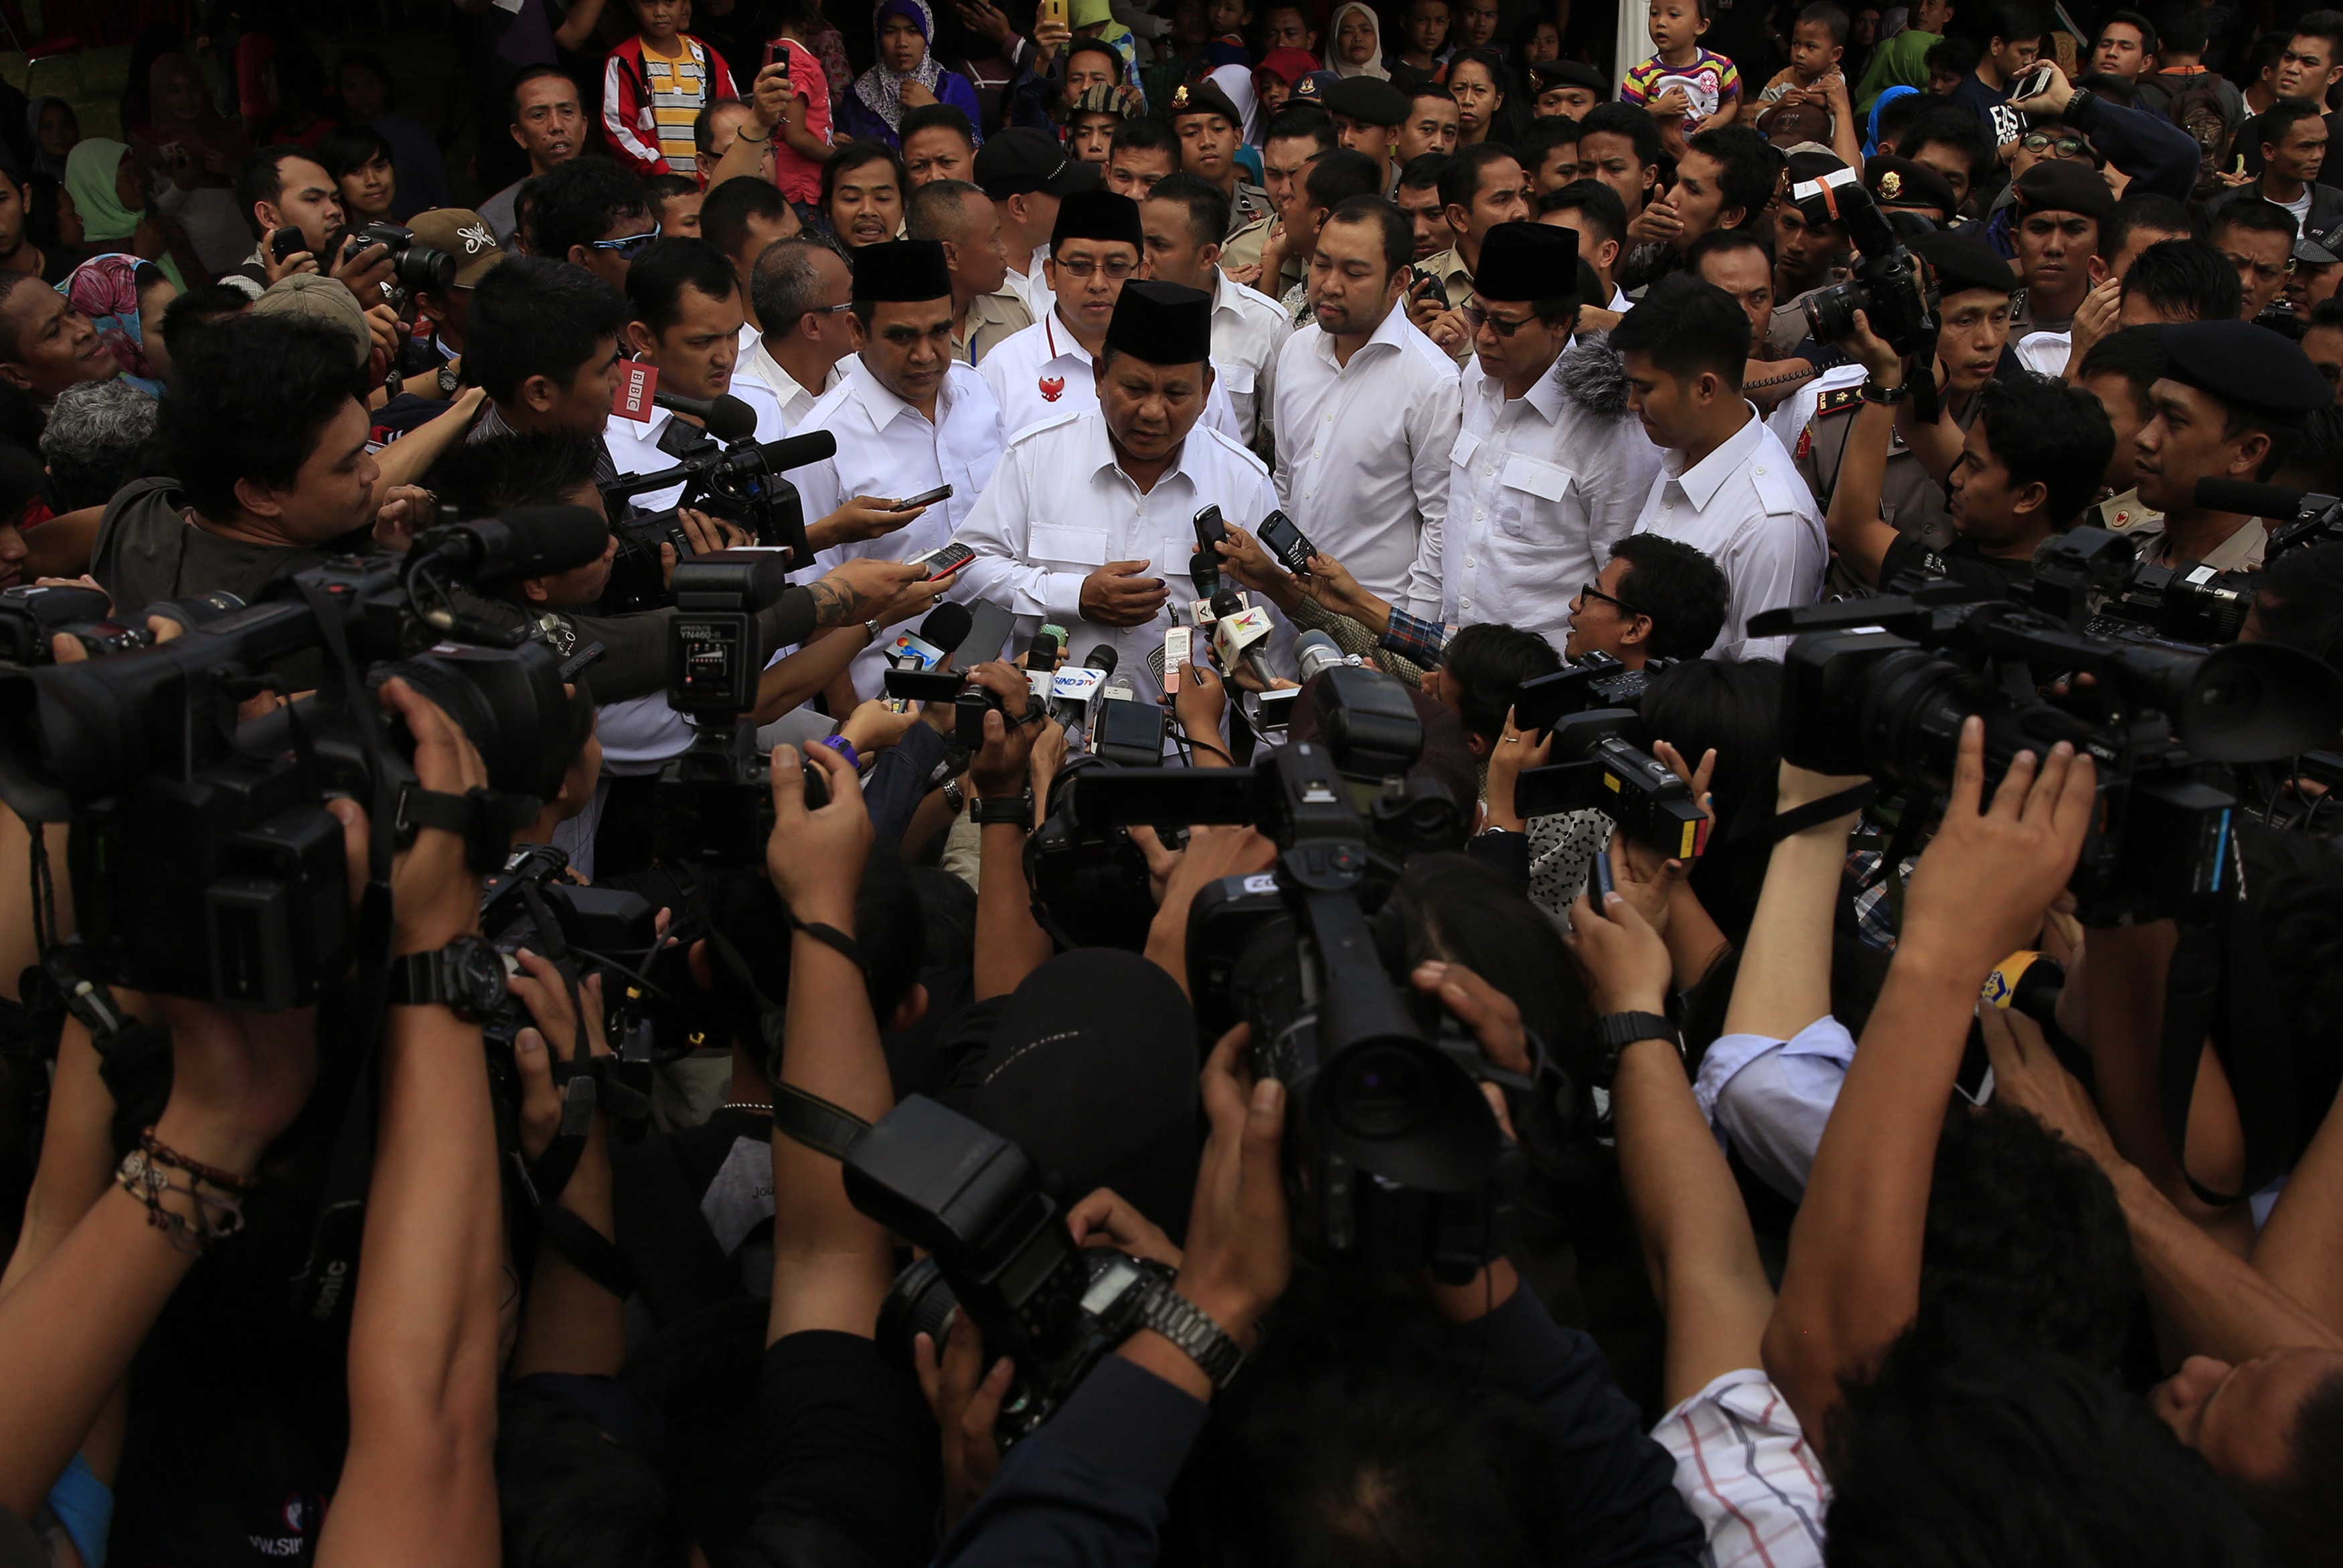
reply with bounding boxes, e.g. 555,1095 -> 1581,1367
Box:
736,238 -> 854,430
955,280 -> 1281,702
1427,222 -> 1663,647
973,127 -> 1099,323
793,239 -> 1009,696
1138,173 -> 1291,450
1618,274 -> 1825,659
1273,194 -> 1462,614
978,189 -> 1246,440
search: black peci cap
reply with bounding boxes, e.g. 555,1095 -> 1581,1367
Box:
1910,231 -> 2019,298
1051,188 -> 1145,252
973,126 -> 1102,199
1104,279 -> 1214,365
850,238 -> 953,302
1472,220 -> 1578,304
1325,75 -> 1410,125
2159,318 -> 2333,414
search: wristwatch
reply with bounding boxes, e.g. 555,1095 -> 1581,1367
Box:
1591,1011 -> 1683,1088
862,618 -> 882,646
386,934 -> 509,1021
941,778 -> 966,814
970,794 -> 1032,829
1135,1280 -> 1246,1389
1858,379 -> 1909,406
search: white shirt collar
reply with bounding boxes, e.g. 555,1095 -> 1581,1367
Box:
1313,300 -> 1412,367
1667,406 -> 1764,511
845,355 -> 945,430
1473,353 -> 1568,424
744,337 -> 822,408
1082,410 -> 1202,491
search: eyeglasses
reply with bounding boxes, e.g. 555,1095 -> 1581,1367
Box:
590,228 -> 661,259
1461,300 -> 1541,337
1054,256 -> 1139,280
2019,133 -> 2087,156
1576,579 -> 1644,617
791,300 -> 857,323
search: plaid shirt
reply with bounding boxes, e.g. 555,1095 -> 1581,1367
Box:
1380,606 -> 1450,669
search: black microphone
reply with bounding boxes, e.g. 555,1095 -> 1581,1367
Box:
751,430 -> 838,470
1028,628 -> 1060,669
1190,547 -> 1221,602
1209,588 -> 1243,620
2193,476 -> 2320,519
919,600 -> 973,655
655,388 -> 760,442
412,504 -> 611,588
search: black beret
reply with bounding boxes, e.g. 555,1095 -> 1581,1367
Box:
2014,159 -> 2114,221
1530,59 -> 1608,95
1325,75 -> 1410,125
1104,279 -> 1214,365
1472,220 -> 1578,304
1168,78 -> 1245,126
972,125 -> 1101,198
850,238 -> 953,302
1050,188 -> 1145,252
1910,231 -> 2018,298
2160,319 -> 2334,415
1864,153 -> 1958,215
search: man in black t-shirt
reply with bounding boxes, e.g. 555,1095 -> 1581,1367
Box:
1824,311 -> 2116,598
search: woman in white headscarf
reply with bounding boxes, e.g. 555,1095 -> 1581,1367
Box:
1329,1 -> 1390,79
1205,61 -> 1265,143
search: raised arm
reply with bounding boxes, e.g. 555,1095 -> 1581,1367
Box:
1723,763 -> 1862,1041
1821,316 -> 1908,589
961,661 -> 1056,1003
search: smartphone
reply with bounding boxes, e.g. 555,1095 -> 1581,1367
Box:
882,668 -> 967,703
912,541 -> 974,580
761,39 -> 793,74
1162,626 -> 1192,694
1592,837 -> 1617,898
892,484 -> 953,512
2010,62 -> 2056,99
1192,505 -> 1228,553
271,226 -> 309,262
1409,274 -> 1445,309
960,597 -> 1016,665
1040,0 -> 1068,26
1256,509 -> 1315,576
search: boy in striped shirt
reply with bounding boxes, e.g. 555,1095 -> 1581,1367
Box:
604,0 -> 740,179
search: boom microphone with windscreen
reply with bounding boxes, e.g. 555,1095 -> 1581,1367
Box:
655,389 -> 760,442
410,505 -> 613,589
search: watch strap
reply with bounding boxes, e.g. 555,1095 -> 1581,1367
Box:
1593,1011 -> 1682,1085
970,794 -> 1032,829
1136,1280 -> 1245,1388
1858,379 -> 1909,406
386,936 -> 500,1020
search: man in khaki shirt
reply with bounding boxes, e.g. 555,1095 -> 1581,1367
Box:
908,177 -> 1034,365
1407,143 -> 1530,343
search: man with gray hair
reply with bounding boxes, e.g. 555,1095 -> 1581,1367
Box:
734,238 -> 858,430
905,177 -> 1030,365
40,378 -> 161,513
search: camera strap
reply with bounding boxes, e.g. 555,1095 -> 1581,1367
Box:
1730,781 -> 1877,845
769,1080 -> 871,1162
396,781 -> 544,875
2159,895 -> 2297,1209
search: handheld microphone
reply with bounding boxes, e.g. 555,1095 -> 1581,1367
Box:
1190,547 -> 1221,602
1210,589 -> 1277,689
1050,644 -> 1120,747
410,504 -> 612,589
1030,625 -> 1064,669
653,388 -> 760,442
918,600 -> 973,657
1293,628 -> 1358,683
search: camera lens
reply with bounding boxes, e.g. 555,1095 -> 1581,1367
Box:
875,1255 -> 961,1368
1803,280 -> 1866,344
1328,1041 -> 1439,1141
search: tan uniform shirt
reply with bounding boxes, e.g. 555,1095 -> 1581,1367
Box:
1795,382 -> 1981,555
956,284 -> 1034,366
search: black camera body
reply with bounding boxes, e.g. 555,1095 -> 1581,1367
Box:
0,533 -> 594,1007
341,221 -> 457,295
598,434 -> 824,613
1513,709 -> 1710,861
2031,525 -> 2255,644
0,585 -> 245,665
849,1094 -> 1174,1443
1791,170 -> 1938,355
1512,651 -> 1672,735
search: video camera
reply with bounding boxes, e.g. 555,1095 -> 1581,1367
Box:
0,584 -> 246,664
598,425 -> 834,612
2031,526 -> 2255,644
2192,476 -> 2343,561
1749,580 -> 2343,919
0,510 -> 603,1007
1789,167 -> 1938,358
1505,654 -> 1708,860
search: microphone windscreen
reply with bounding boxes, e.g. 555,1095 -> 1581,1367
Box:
478,504 -> 613,578
2193,478 -> 2304,520
1209,588 -> 1243,618
1084,643 -> 1119,675
1029,630 -> 1060,668
919,600 -> 974,654
703,394 -> 759,442
758,430 -> 839,471
1190,547 -> 1221,601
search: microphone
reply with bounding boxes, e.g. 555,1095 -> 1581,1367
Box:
1294,628 -> 1358,683
752,430 -> 838,471
1050,644 -> 1120,746
918,600 -> 973,656
2193,476 -> 2323,519
1210,588 -> 1277,689
411,504 -> 611,588
1029,625 -> 1062,670
655,388 -> 760,442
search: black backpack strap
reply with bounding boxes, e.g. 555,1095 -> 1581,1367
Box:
610,1133 -> 743,1327
2159,899 -> 2297,1208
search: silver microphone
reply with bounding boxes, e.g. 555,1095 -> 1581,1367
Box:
1294,628 -> 1358,683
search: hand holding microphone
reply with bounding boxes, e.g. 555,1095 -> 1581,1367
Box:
1208,588 -> 1277,692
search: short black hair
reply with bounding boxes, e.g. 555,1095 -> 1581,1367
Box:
333,47 -> 396,103
1974,372 -> 2117,529
2261,96 -> 2329,153
899,102 -> 977,149
467,254 -> 629,403
643,172 -> 700,211
1143,171 -> 1228,250
1685,226 -> 1773,281
750,237 -> 843,331
1682,124 -> 1779,227
507,63 -> 578,124
2098,191 -> 2192,262
2160,7 -> 2210,55
1437,141 -> 1524,212
2095,7 -> 2156,52
1396,151 -> 1450,193
1987,2 -> 2046,43
1923,34 -> 1981,76
1263,105 -> 1338,152
1536,178 -> 1627,249
1325,193 -> 1411,273
1608,534 -> 1729,659
1111,114 -> 1180,160
159,284 -> 249,368
2120,236 -> 2242,321
2076,323 -> 2164,418
821,141 -> 906,211
315,123 -> 394,182
625,236 -> 739,333
234,144 -> 327,238
1304,147 -> 1384,211
700,173 -> 791,259
432,432 -> 604,517
1439,622 -> 1562,741
1899,106 -> 1994,185
496,1384 -> 692,1568
1514,117 -> 1581,175
2208,195 -> 2301,248
1610,274 -> 1751,389
1406,81 -> 1458,109
528,157 -> 653,261
1575,100 -> 1663,171
1874,87 -> 1932,149
692,95 -> 748,154
1066,36 -> 1124,78
155,316 -> 363,519
2292,7 -> 2343,55
904,177 -> 984,241
1799,1 -> 1851,41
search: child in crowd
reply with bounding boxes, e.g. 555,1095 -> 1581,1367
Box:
645,172 -> 704,233
1622,0 -> 1741,141
604,0 -> 740,178
1926,35 -> 1981,93
1759,2 -> 1853,137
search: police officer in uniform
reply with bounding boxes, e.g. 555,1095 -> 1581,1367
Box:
1169,79 -> 1275,274
1795,231 -> 2018,557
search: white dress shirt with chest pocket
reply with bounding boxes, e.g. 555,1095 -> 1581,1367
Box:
977,310 -> 1248,443
1271,305 -> 1463,616
1432,349 -> 1664,646
951,409 -> 1285,703
1210,266 -> 1293,448
1628,406 -> 1825,661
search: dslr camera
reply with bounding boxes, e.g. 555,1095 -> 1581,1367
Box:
340,222 -> 457,296
599,430 -> 831,612
1790,167 -> 1938,356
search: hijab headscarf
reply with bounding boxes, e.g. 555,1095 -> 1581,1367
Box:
62,254 -> 167,395
1864,84 -> 1917,157
64,139 -> 141,245
1255,46 -> 1319,100
26,96 -> 71,179
853,0 -> 946,135
1071,0 -> 1140,80
1206,63 -> 1265,144
1329,2 -> 1390,80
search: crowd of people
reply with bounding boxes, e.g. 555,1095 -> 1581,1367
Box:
0,0 -> 2342,1563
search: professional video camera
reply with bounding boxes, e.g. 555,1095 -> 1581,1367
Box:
0,584 -> 246,664
2190,476 -> 2343,561
1504,654 -> 1708,859
0,509 -> 602,1007
1046,675 -> 1544,1278
1749,580 -> 2343,918
846,1095 -> 1176,1444
1510,650 -> 1672,733
2031,526 -> 2255,643
598,418 -> 834,612
1789,167 -> 1937,357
